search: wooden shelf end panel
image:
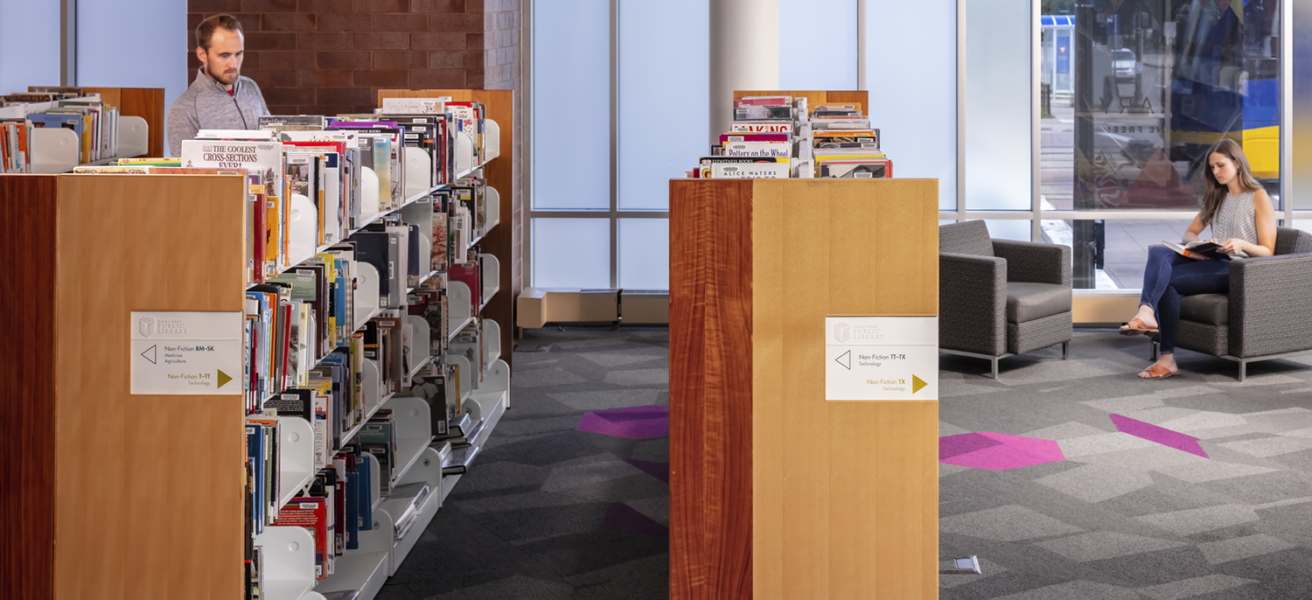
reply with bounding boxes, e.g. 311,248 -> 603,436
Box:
0,175 -> 60,600
669,179 -> 755,600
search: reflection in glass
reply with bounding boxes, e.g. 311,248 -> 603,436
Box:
1042,218 -> 1211,290
1041,0 -> 1282,287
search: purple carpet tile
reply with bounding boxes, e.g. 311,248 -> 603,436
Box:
576,405 -> 670,439
940,432 -> 1065,471
603,502 -> 668,538
1110,413 -> 1210,458
625,459 -> 670,483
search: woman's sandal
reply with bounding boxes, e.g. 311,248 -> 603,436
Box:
1119,317 -> 1159,336
1138,363 -> 1179,379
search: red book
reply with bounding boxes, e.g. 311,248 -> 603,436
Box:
273,498 -> 330,580
448,262 -> 481,318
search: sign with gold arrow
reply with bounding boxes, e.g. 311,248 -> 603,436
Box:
824,316 -> 938,401
129,311 -> 243,395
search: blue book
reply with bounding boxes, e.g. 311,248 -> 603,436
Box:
246,425 -> 264,532
356,449 -> 373,531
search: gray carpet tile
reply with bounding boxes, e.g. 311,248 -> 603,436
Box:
377,326 -> 1312,599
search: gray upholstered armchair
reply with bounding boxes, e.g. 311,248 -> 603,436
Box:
940,220 -> 1073,378
1151,226 -> 1312,381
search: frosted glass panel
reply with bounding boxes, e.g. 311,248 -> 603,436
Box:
533,0 -> 610,210
780,0 -> 857,90
532,219 -> 611,288
965,0 -> 1030,210
77,0 -> 189,126
618,219 -> 669,289
618,0 -> 708,210
983,220 -> 1031,242
0,2 -> 60,95
865,0 -> 957,211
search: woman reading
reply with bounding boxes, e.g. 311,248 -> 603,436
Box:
1119,139 -> 1276,379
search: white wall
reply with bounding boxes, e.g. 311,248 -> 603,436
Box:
964,0 -> 1032,210
0,0 -> 62,95
865,0 -> 958,211
77,0 -> 188,118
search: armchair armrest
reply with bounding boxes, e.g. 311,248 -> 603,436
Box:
940,252 -> 1007,356
1228,253 -> 1312,358
992,239 -> 1071,286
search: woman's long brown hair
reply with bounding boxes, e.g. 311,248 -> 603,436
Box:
1200,138 -> 1262,228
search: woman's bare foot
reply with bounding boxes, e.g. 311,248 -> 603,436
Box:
1138,353 -> 1179,379
1134,304 -> 1158,330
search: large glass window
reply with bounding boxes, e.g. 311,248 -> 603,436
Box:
0,2 -> 61,95
530,0 -> 707,289
1041,0 -> 1284,288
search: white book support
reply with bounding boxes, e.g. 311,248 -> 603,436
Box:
446,280 -> 474,341
402,147 -> 432,200
385,445 -> 444,573
482,186 -> 500,235
382,396 -> 433,492
353,262 -> 382,330
463,359 -> 510,422
252,526 -> 318,600
287,193 -> 318,266
483,319 -> 502,368
478,253 -> 500,311
454,133 -> 473,175
405,316 -> 431,381
276,416 -> 317,510
358,167 -> 381,226
483,119 -> 500,162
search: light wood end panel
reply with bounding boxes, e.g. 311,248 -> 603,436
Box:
752,179 -> 939,600
54,174 -> 247,600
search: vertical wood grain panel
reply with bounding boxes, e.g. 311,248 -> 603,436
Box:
55,174 -> 247,600
669,179 -> 754,600
0,175 -> 60,600
753,179 -> 939,600
375,89 -> 516,373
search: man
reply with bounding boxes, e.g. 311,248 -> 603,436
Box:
167,14 -> 269,156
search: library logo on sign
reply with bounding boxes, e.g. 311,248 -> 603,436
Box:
834,322 -> 850,343
139,316 -> 156,338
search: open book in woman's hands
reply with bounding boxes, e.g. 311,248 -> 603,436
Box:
1161,241 -> 1248,261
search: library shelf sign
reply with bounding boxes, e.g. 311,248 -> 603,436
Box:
824,316 -> 938,401
130,311 -> 243,395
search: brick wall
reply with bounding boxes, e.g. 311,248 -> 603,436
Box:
186,0 -> 487,116
482,0 -> 521,302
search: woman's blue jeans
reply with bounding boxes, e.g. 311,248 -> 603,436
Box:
1139,245 -> 1230,354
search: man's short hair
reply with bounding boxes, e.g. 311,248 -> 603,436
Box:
196,14 -> 243,50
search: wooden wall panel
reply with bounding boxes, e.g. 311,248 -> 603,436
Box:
54,174 -> 247,600
752,179 -> 938,600
376,89 -> 516,372
669,179 -> 755,600
0,175 -> 60,600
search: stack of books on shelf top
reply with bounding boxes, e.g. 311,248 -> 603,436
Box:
67,95 -> 505,600
693,95 -> 890,180
0,87 -> 123,173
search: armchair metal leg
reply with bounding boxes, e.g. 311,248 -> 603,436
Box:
1062,342 -> 1069,360
991,357 -> 999,379
1239,361 -> 1247,382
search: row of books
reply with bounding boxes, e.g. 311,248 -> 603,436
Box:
693,95 -> 892,179
0,119 -> 31,173
3,90 -> 121,164
268,442 -> 378,583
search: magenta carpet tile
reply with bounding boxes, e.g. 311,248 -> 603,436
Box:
940,432 -> 1066,471
1110,413 -> 1210,458
577,405 -> 670,439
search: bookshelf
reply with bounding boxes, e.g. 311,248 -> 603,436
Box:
18,86 -> 162,172
2,90 -> 516,600
670,90 -> 939,599
39,86 -> 166,158
377,89 -> 516,375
